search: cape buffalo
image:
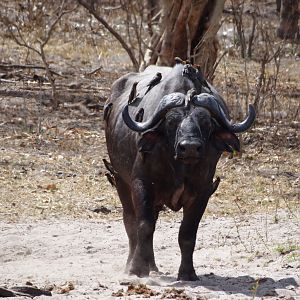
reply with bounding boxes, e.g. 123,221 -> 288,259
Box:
104,63 -> 255,280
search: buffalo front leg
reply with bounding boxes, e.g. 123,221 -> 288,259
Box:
123,210 -> 137,272
148,209 -> 160,272
115,177 -> 137,272
178,197 -> 209,281
129,178 -> 157,277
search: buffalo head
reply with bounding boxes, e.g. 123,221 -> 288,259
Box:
122,90 -> 256,164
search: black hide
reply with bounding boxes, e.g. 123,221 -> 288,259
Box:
104,64 -> 255,280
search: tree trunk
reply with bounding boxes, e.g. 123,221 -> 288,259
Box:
143,0 -> 225,77
276,0 -> 281,13
277,0 -> 299,40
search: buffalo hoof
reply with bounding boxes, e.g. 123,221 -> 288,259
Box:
126,264 -> 158,276
129,269 -> 149,278
149,263 -> 159,273
129,263 -> 150,278
177,271 -> 199,281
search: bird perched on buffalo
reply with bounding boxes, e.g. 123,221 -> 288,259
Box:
103,103 -> 113,121
135,108 -> 144,122
174,57 -> 191,65
145,72 -> 162,94
185,88 -> 197,107
128,82 -> 138,104
103,158 -> 117,186
182,64 -> 212,93
196,66 -> 212,93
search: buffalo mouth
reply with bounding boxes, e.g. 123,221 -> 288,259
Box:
174,155 -> 201,164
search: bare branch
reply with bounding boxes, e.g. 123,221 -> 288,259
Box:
185,5 -> 192,62
207,50 -> 228,81
247,11 -> 256,58
0,63 -> 62,77
77,0 -> 139,71
0,1 -> 77,109
41,0 -> 67,48
41,1 -> 78,48
5,21 -> 41,56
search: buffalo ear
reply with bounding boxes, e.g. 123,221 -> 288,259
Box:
212,130 -> 240,153
138,130 -> 161,153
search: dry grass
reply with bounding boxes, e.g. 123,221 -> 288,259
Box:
0,97 -> 298,222
0,1 -> 299,223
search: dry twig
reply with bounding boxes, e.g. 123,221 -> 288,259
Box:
0,63 -> 62,77
77,0 -> 139,71
0,1 -> 77,108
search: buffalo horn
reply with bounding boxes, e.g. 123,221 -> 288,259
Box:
122,92 -> 185,132
192,93 -> 256,133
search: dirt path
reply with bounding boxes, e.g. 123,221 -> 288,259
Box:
1,210 -> 299,299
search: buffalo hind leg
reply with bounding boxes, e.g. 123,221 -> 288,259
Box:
178,197 -> 209,281
115,177 -> 137,273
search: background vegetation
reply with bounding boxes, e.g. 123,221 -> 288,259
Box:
0,0 -> 299,222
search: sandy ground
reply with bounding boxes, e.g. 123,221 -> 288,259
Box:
1,210 -> 299,299
0,2 -> 299,299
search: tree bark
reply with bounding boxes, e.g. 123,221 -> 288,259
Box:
143,0 -> 225,77
276,0 -> 281,12
277,0 -> 299,40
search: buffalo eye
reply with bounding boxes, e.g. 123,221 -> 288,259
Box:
199,118 -> 213,139
165,112 -> 183,129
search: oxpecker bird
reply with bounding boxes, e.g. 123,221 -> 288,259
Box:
135,108 -> 144,122
128,82 -> 138,104
174,57 -> 191,65
103,103 -> 113,121
185,88 -> 197,107
194,65 -> 212,92
103,158 -> 117,186
182,64 -> 212,93
145,72 -> 162,94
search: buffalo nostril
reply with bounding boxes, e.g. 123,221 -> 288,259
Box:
179,144 -> 186,152
178,140 -> 203,157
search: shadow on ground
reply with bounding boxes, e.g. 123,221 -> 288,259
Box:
158,273 -> 298,297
